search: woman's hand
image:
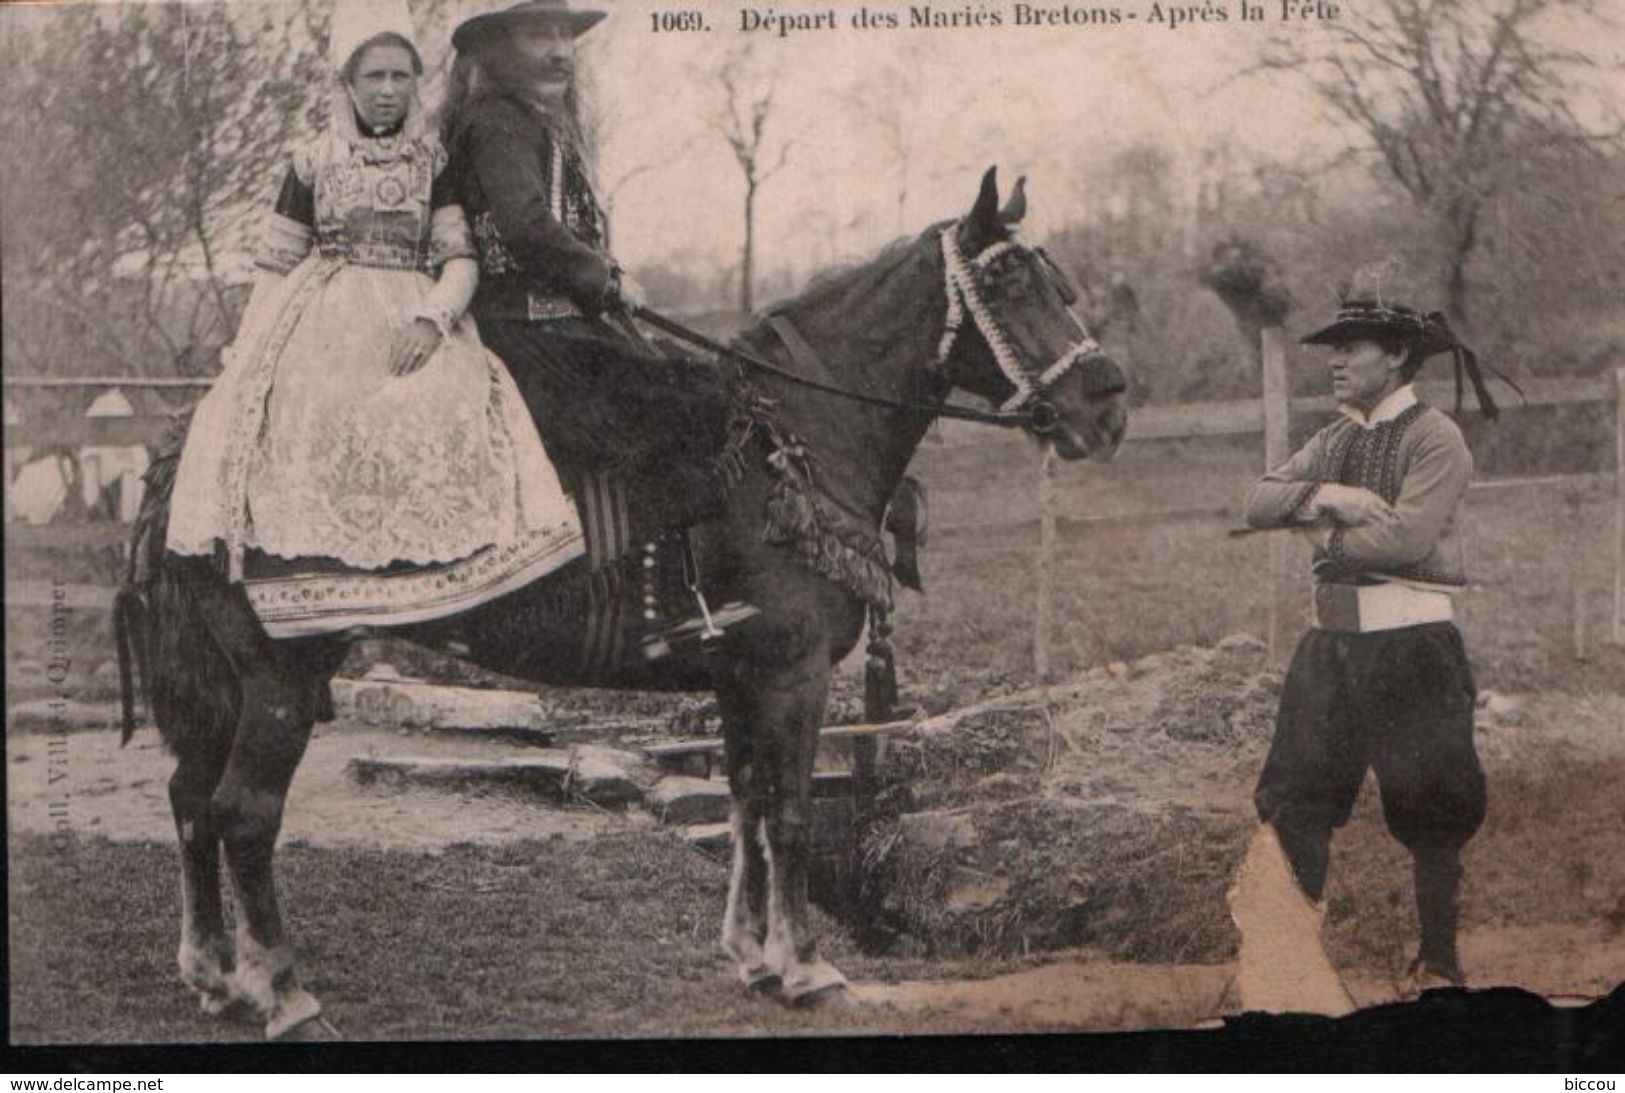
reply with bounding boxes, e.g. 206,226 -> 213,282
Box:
389,318 -> 443,376
1309,484 -> 1394,527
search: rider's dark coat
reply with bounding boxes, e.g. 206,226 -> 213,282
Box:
452,91 -> 728,513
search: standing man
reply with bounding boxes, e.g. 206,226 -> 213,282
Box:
1238,268 -> 1506,997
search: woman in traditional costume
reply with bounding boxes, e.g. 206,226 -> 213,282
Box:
167,0 -> 583,639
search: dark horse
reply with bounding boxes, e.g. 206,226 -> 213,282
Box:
116,170 -> 1129,1038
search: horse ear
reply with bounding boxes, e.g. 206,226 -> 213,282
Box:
998,176 -> 1027,225
967,166 -> 1000,238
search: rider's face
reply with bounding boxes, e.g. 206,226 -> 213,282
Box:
346,43 -> 417,129
511,23 -> 574,99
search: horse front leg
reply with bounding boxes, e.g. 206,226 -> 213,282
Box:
718,688 -> 775,991
754,652 -> 847,1006
211,672 -> 326,1039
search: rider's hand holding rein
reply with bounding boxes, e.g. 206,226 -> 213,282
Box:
390,316 -> 443,376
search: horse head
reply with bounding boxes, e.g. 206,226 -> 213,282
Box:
938,168 -> 1129,461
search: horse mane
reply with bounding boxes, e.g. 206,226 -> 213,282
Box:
740,221 -> 959,368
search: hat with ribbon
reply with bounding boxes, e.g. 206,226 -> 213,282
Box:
453,0 -> 606,51
1301,261 -> 1521,420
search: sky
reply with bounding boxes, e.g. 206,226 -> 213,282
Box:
578,0 -> 1340,279
11,0 -> 1620,290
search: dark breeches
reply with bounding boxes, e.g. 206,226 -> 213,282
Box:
1254,622 -> 1486,903
477,314 -> 734,526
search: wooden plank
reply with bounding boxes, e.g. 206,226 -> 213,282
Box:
1127,400 -> 1263,441
643,738 -> 726,759
643,718 -> 919,762
1033,447 -> 1056,680
934,376 -> 1609,450
6,415 -> 178,448
817,719 -> 918,740
1261,327 -> 1290,667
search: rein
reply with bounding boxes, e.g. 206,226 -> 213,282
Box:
628,305 -> 1036,430
627,222 -> 1109,434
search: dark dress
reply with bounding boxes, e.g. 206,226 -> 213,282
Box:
452,92 -> 729,521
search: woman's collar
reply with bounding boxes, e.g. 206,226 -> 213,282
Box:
354,111 -> 405,138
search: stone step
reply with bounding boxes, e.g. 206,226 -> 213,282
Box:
346,747 -> 648,808
680,822 -> 733,851
332,676 -> 551,732
647,775 -> 732,825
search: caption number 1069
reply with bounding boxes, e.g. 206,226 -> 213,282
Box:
651,10 -> 708,32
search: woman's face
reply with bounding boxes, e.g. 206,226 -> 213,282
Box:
347,42 -> 418,129
510,23 -> 574,100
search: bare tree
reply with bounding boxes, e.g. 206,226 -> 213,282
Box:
1,2 -> 325,386
1260,0 -> 1621,320
842,45 -> 931,237
713,43 -> 791,315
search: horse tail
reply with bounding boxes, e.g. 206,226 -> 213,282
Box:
116,411 -> 242,755
112,583 -> 144,747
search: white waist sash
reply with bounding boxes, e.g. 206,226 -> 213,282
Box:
1312,582 -> 1454,633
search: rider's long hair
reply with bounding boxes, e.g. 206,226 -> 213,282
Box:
438,39 -> 592,162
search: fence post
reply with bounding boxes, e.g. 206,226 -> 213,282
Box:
1034,446 -> 1057,680
1261,326 -> 1291,664
1614,367 -> 1624,644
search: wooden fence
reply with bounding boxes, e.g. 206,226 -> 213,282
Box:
927,360 -> 1625,668
6,365 -> 1624,656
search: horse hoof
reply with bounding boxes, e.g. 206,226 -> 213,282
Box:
195,988 -> 238,1018
739,964 -> 782,995
264,988 -> 326,1041
782,962 -> 848,1008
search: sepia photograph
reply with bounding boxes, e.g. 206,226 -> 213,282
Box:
4,0 -> 1624,1062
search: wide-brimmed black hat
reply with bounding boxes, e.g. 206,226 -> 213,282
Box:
453,0 -> 605,51
1302,299 -> 1518,419
1301,300 -> 1455,356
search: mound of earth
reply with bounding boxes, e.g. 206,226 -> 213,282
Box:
853,635 -> 1279,960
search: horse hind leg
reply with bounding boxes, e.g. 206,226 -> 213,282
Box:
169,722 -> 235,1015
211,670 -> 327,1039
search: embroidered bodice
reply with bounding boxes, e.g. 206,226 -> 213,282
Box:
258,132 -> 473,275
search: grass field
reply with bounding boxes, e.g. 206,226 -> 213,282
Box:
7,437 -> 1619,708
6,416 -> 1623,1044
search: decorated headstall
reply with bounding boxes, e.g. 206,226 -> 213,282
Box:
936,226 -> 1124,429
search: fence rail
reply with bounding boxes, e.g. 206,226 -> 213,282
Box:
6,366 -> 1623,646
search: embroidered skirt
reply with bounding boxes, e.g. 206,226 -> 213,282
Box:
167,256 -> 584,637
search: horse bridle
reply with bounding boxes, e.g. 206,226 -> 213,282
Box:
629,219 -> 1123,435
935,226 -> 1121,430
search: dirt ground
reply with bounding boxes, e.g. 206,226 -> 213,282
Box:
9,638 -> 1624,1043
